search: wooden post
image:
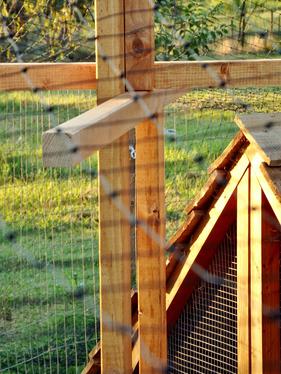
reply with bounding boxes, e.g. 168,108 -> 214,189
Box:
261,194 -> 280,373
237,168 -> 250,374
136,119 -> 167,374
96,1 -> 132,373
125,1 -> 167,372
250,172 -> 280,374
250,172 -> 263,373
125,0 -> 155,90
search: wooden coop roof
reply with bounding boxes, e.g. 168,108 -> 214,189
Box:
83,113 -> 281,374
167,113 -> 281,279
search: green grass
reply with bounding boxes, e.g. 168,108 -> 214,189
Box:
1,87 -> 281,373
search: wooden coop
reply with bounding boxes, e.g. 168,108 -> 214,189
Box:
76,113 -> 281,374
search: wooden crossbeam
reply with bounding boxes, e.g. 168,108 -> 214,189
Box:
1,59 -> 281,91
42,89 -> 182,167
0,63 -> 96,91
155,59 -> 281,90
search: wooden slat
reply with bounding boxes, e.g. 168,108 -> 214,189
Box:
83,291 -> 139,374
0,63 -> 96,91
236,113 -> 281,166
237,168 -> 250,374
167,210 -> 204,251
1,58 -> 281,92
42,89 -> 182,167
125,0 -> 154,90
166,154 -> 249,311
95,1 -> 132,374
185,170 -> 228,215
246,145 -> 281,224
261,196 -> 280,374
166,210 -> 205,283
250,172 -> 263,374
167,194 -> 237,328
250,173 -> 280,373
136,119 -> 167,374
208,131 -> 248,174
154,59 -> 281,90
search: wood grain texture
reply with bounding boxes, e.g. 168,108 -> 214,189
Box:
236,113 -> 281,166
260,164 -> 281,218
125,0 -> 154,90
261,196 -> 280,374
250,173 -> 263,374
246,146 -> 281,224
0,63 -> 96,90
154,59 -> 281,90
237,168 -> 250,374
250,174 -> 281,374
166,210 -> 205,283
1,58 -> 281,92
95,1 -> 132,374
42,89 -> 182,167
136,119 -> 167,374
95,0 -> 124,104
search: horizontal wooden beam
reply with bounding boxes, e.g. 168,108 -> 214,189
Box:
43,89 -> 181,167
1,59 -> 281,92
154,59 -> 281,90
0,63 -> 96,91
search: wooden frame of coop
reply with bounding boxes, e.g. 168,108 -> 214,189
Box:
2,1 -> 281,373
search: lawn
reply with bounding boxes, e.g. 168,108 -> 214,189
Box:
1,87 -> 281,373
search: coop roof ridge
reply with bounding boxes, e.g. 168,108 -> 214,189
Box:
235,112 -> 281,166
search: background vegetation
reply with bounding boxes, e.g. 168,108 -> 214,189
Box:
1,0 -> 281,61
0,0 -> 281,373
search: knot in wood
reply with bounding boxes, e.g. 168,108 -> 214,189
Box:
132,37 -> 145,57
148,205 -> 160,226
220,63 -> 230,83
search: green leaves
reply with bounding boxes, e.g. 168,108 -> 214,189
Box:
0,0 -> 95,62
155,0 -> 229,60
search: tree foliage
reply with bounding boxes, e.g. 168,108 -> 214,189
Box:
0,0 -> 280,62
0,0 -> 95,62
155,0 -> 228,60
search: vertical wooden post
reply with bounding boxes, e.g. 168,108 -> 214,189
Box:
250,172 -> 264,374
96,1 -> 132,373
125,1 -> 167,372
261,194 -> 280,374
237,168 -> 250,374
136,119 -> 167,374
125,0 -> 155,90
250,172 -> 280,374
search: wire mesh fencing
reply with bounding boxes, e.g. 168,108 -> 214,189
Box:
0,90 -> 99,373
1,0 -> 281,373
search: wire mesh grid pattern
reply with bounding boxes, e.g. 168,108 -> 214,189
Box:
168,223 -> 237,374
0,90 -> 99,373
